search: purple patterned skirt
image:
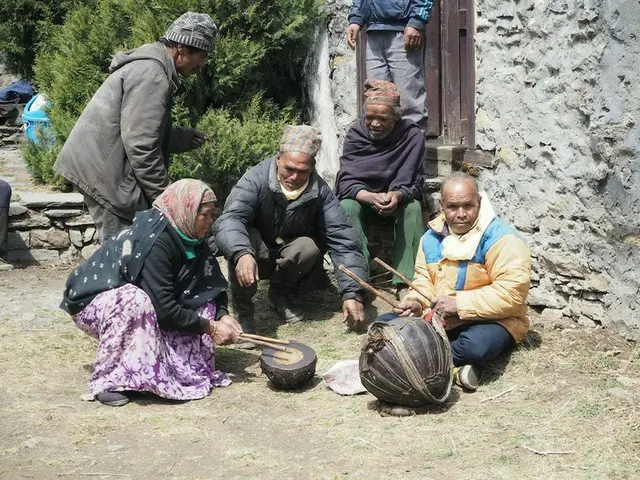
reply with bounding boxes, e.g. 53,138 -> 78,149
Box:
73,283 -> 231,400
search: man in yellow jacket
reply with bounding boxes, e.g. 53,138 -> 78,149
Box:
391,172 -> 531,391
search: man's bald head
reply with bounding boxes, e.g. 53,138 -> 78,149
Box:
440,172 -> 479,197
440,173 -> 481,235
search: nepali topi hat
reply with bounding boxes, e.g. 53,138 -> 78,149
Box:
280,125 -> 323,159
363,79 -> 401,107
162,12 -> 217,52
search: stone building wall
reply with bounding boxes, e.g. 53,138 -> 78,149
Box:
474,0 -> 640,335
311,0 -> 640,336
8,193 -> 99,263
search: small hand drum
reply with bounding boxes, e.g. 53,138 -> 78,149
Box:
260,341 -> 317,390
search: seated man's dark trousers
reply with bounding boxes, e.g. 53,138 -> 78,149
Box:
0,178 -> 12,261
376,313 -> 515,367
229,227 -> 321,330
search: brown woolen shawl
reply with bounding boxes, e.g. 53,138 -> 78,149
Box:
335,117 -> 426,203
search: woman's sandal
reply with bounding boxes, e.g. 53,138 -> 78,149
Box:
96,391 -> 130,407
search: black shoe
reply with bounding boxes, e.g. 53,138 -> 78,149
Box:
268,289 -> 304,323
96,391 -> 129,407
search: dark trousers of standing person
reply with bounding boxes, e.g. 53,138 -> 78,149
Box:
228,228 -> 321,331
79,190 -> 133,241
0,178 -> 12,264
376,313 -> 515,366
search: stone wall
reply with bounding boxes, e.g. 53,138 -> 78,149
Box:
304,0 -> 358,181
311,0 -> 640,337
8,193 -> 99,263
474,0 -> 640,337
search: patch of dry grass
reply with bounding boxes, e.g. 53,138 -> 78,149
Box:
1,278 -> 640,479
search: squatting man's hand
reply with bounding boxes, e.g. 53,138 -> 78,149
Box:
191,130 -> 208,149
208,314 -> 243,345
235,253 -> 259,287
342,298 -> 365,328
431,295 -> 457,317
393,299 -> 423,317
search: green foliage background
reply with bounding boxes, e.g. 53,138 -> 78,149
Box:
9,0 -> 322,198
0,0 -> 93,80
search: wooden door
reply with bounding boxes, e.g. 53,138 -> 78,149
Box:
440,0 -> 475,147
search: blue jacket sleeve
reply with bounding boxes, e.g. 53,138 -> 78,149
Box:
348,0 -> 363,26
407,0 -> 434,30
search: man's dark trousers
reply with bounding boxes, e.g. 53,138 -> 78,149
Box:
0,179 -> 12,261
228,227 -> 321,329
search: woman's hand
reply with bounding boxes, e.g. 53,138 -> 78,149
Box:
208,315 -> 243,345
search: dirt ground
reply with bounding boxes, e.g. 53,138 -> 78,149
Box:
1,262 -> 639,480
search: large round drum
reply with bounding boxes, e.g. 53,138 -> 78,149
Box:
260,341 -> 317,390
359,316 -> 453,407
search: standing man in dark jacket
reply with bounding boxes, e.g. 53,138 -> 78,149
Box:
54,12 -> 216,240
346,0 -> 434,128
213,126 -> 368,337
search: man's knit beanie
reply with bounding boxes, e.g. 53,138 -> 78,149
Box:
162,12 -> 217,52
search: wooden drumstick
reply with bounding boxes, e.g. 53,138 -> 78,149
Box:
338,264 -> 400,309
238,335 -> 289,352
373,257 -> 431,303
239,333 -> 290,345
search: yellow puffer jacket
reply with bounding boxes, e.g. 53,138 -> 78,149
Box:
404,214 -> 531,343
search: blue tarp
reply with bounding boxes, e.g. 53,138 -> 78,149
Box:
0,80 -> 34,103
0,80 -> 34,118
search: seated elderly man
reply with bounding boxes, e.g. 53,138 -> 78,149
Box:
213,125 -> 368,343
390,172 -> 531,391
335,80 -> 425,288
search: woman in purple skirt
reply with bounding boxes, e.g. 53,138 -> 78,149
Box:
61,179 -> 243,407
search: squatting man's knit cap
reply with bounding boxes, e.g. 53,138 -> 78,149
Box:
280,125 -> 323,159
162,12 -> 217,52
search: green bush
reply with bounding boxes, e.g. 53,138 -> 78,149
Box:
0,0 -> 93,80
170,94 -> 298,199
21,140 -> 65,188
24,0 -> 322,196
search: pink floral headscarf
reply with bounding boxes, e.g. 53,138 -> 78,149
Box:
152,179 -> 216,239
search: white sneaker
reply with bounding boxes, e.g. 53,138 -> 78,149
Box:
0,259 -> 13,272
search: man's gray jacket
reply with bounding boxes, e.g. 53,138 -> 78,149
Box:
213,157 -> 368,300
54,42 -> 195,220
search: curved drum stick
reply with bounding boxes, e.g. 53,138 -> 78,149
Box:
373,257 -> 432,303
338,264 -> 400,309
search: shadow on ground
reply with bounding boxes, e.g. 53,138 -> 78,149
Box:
368,388 -> 461,417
